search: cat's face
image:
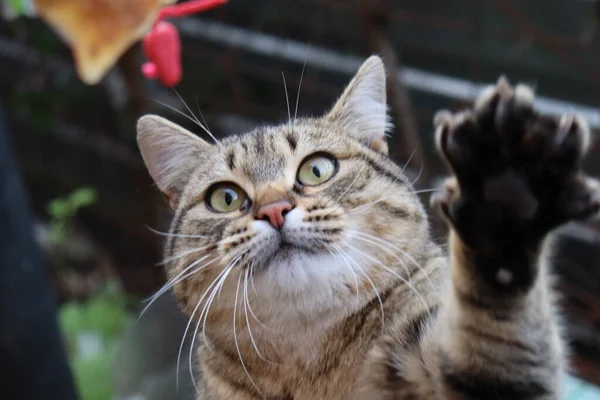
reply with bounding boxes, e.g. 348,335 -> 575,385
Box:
138,56 -> 430,331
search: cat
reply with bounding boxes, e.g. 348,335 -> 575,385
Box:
136,56 -> 600,399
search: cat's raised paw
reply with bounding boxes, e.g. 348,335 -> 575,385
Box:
431,78 -> 600,250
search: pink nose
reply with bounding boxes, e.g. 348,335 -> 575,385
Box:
257,200 -> 293,229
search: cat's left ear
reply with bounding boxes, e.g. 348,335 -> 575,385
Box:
326,55 -> 392,154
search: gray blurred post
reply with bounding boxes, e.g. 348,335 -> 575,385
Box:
0,100 -> 78,400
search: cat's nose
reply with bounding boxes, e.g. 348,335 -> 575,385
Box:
257,200 -> 293,229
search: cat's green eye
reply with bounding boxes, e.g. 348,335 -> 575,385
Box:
297,154 -> 337,186
206,183 -> 248,213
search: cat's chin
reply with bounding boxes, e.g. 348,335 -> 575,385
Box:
263,242 -> 312,267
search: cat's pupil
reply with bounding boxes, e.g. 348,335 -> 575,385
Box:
312,166 -> 321,178
225,191 -> 234,206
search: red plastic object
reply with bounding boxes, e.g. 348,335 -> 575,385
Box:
141,0 -> 227,87
157,0 -> 228,21
142,21 -> 181,87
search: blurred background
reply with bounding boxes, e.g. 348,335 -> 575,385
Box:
1,0 -> 600,399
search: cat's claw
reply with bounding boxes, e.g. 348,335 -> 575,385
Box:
431,78 -> 600,249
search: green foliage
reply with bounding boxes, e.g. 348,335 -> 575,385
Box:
72,355 -> 113,400
58,281 -> 133,400
47,187 -> 97,244
3,0 -> 36,20
7,0 -> 26,15
87,294 -> 129,342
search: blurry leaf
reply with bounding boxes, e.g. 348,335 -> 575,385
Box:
7,0 -> 26,15
48,198 -> 72,220
34,0 -> 175,84
72,355 -> 113,400
69,187 -> 97,209
48,221 -> 67,244
3,0 -> 36,19
59,302 -> 89,342
87,296 -> 129,342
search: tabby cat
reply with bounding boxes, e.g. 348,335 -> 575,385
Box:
136,56 -> 599,399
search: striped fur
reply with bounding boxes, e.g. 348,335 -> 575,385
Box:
137,57 -> 599,399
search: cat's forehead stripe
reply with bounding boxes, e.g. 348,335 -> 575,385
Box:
226,129 -> 287,183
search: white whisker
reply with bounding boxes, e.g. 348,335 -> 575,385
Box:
176,264 -> 233,392
191,264 -> 234,389
411,163 -> 424,186
400,147 -> 418,174
200,252 -> 248,352
137,254 -> 216,322
294,60 -> 307,123
282,72 -> 291,126
146,226 -> 209,239
328,243 -> 360,304
234,271 -> 263,396
173,89 -> 220,145
189,258 -> 239,389
195,98 -> 214,137
413,188 -> 439,194
244,269 -> 279,364
246,263 -> 277,332
343,236 -> 429,310
250,263 -> 259,297
159,244 -> 215,266
346,230 -> 436,297
333,244 -> 385,329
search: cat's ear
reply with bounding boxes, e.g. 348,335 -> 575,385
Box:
326,55 -> 391,154
137,115 -> 209,207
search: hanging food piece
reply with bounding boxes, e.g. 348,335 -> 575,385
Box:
34,0 -> 176,85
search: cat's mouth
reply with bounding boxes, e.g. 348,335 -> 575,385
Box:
261,240 -> 313,267
276,241 -> 304,257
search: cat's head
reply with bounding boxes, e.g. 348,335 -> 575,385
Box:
137,56 -> 430,330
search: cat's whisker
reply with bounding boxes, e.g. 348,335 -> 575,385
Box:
332,244 -> 385,329
176,263 -> 234,392
137,254 -> 216,322
294,60 -> 307,123
146,226 -> 210,239
189,263 -> 235,390
244,268 -> 279,365
334,245 -> 385,330
282,71 -> 292,126
345,230 -> 412,277
328,243 -> 361,305
413,188 -> 439,194
410,163 -> 424,187
342,237 -> 429,311
250,262 -> 259,297
246,263 -> 278,333
199,252 -> 249,353
400,147 -> 418,175
173,88 -> 220,145
158,244 -> 216,266
195,98 -> 214,138
233,270 -> 264,397
346,230 -> 436,296
152,98 -> 220,146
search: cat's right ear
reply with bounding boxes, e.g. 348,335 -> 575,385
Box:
325,55 -> 391,154
137,115 -> 209,207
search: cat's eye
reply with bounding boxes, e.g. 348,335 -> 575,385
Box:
297,154 -> 338,186
206,183 -> 249,213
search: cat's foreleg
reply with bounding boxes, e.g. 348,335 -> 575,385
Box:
426,79 -> 599,399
